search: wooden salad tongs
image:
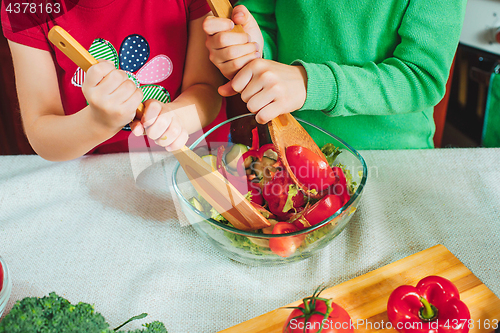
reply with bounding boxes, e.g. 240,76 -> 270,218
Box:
47,26 -> 270,231
206,0 -> 329,197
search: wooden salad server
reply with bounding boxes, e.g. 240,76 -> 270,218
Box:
48,26 -> 270,231
206,0 -> 329,196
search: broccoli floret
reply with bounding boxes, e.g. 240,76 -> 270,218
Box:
0,292 -> 167,333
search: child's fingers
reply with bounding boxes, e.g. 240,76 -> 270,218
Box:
109,78 -> 140,105
203,16 -> 235,36
207,31 -> 250,50
227,64 -> 254,94
218,52 -> 261,79
218,43 -> 259,65
240,74 -> 268,103
84,60 -> 116,88
120,87 -> 144,115
232,5 -> 257,29
218,81 -> 239,97
130,120 -> 145,136
254,102 -> 283,124
245,88 -> 275,114
95,69 -> 130,96
165,129 -> 189,152
154,117 -> 183,148
142,100 -> 163,128
146,109 -> 174,141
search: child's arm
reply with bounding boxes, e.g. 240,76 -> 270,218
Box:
131,13 -> 225,151
9,41 -> 142,161
203,5 -> 306,124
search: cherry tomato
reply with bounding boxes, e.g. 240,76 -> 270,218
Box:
269,222 -> 303,257
299,194 -> 344,228
286,146 -> 337,192
283,294 -> 353,333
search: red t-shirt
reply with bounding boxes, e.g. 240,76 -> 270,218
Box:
1,0 -> 228,154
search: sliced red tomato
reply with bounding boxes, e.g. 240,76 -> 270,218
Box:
286,145 -> 337,192
269,222 -> 303,257
283,287 -> 353,333
294,194 -> 344,229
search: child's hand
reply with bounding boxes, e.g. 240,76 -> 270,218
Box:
131,100 -> 189,151
203,5 -> 263,79
219,59 -> 308,124
82,60 -> 143,131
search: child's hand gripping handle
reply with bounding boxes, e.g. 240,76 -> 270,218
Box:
47,26 -> 145,119
206,0 -> 244,32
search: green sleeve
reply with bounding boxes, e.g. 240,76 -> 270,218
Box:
297,0 -> 466,116
237,0 -> 277,60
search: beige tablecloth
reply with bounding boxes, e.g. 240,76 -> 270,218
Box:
0,148 -> 499,332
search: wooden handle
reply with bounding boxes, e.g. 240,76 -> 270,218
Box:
206,0 -> 245,33
48,26 -> 144,119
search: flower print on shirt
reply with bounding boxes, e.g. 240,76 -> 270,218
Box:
71,34 -> 172,106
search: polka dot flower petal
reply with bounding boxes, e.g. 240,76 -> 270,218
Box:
119,34 -> 150,73
136,55 -> 173,84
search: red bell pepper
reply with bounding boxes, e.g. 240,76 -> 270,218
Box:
387,275 -> 471,333
237,127 -> 279,175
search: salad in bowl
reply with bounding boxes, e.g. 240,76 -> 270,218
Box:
172,114 -> 367,265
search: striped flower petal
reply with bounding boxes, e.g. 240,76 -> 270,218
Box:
140,84 -> 171,104
71,67 -> 85,87
89,38 -> 119,68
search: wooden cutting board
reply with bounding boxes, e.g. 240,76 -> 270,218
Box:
220,245 -> 500,332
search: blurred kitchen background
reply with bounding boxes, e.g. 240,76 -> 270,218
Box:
0,0 -> 499,154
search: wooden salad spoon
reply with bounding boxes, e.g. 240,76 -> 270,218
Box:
48,26 -> 270,231
206,0 -> 329,197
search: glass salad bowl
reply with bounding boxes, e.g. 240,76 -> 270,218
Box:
172,113 -> 367,266
0,256 -> 12,317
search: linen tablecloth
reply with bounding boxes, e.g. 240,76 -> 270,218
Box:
0,148 -> 499,332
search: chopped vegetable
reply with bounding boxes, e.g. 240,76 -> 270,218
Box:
0,292 -> 167,333
225,144 -> 249,171
210,208 -> 228,224
201,154 -> 217,171
321,143 -> 342,166
189,198 -> 204,212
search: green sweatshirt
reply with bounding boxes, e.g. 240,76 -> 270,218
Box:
238,0 -> 466,149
